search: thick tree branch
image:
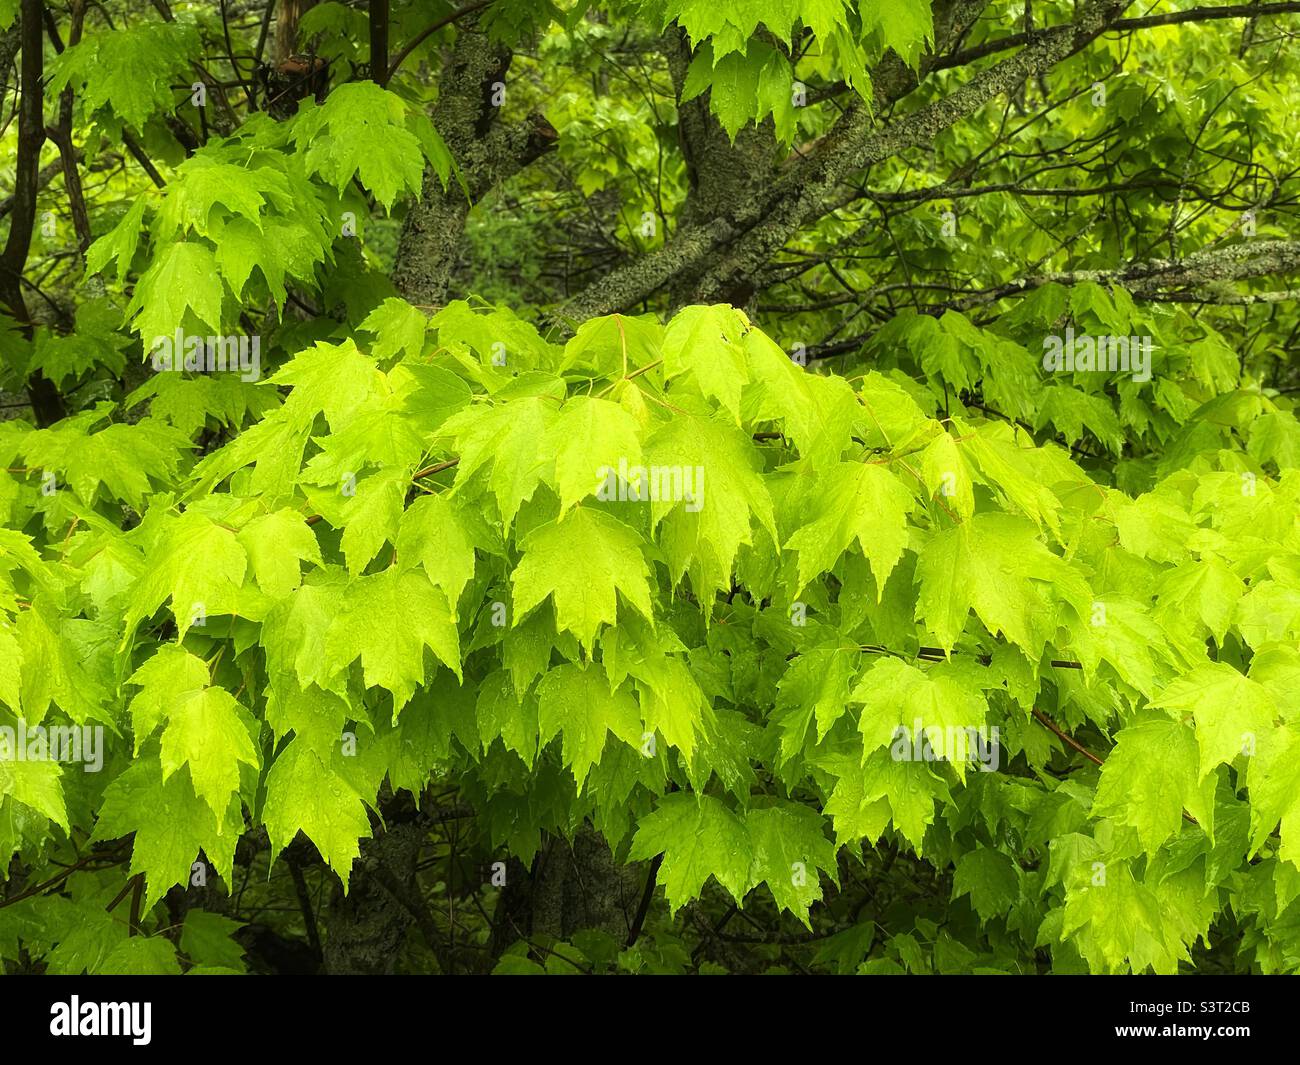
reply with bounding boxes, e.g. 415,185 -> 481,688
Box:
807,239 -> 1300,359
688,0 -> 1136,308
939,1 -> 1300,71
948,238 -> 1300,308
49,0 -> 93,255
0,0 -> 66,426
557,0 -> 1139,322
391,19 -> 556,308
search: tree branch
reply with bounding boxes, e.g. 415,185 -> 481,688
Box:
368,0 -> 389,86
557,0 -> 1136,322
939,1 -> 1300,72
386,0 -> 494,81
0,0 -> 66,426
807,239 -> 1300,359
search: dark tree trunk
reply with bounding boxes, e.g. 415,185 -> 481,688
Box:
322,819 -> 427,974
0,1 -> 66,426
661,26 -> 780,312
485,824 -> 644,967
391,21 -> 555,309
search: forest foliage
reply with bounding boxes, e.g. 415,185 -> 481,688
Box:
0,0 -> 1299,975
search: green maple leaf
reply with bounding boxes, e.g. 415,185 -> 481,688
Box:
300,392 -> 428,487
603,618 -> 709,760
857,371 -> 929,447
430,300 -> 558,372
536,664 -> 643,789
211,216 -> 273,302
819,747 -> 950,852
324,567 -> 461,709
30,300 -> 129,388
644,412 -> 777,598
745,803 -> 837,926
1246,724 -> 1300,868
823,770 -> 891,848
0,625 -> 20,715
1093,714 -> 1215,853
1151,663 -> 1277,780
93,754 -> 241,910
160,687 -> 260,821
858,747 -> 950,851
918,430 -> 975,522
1060,860 -> 1181,974
21,417 -> 187,510
128,644 -> 259,818
267,338 -> 385,430
629,793 -> 753,911
682,45 -> 762,141
956,420 -> 1064,536
636,662 -> 708,762
785,461 -> 914,594
1146,865 -> 1219,973
14,896 -> 128,975
795,0 -> 848,42
1236,579 -> 1300,647
548,395 -> 643,514
127,644 -> 211,752
1249,410 -> 1300,469
442,396 -> 557,530
1037,386 -> 1125,455
191,413 -> 311,502
773,645 -> 857,759
304,468 -> 406,576
512,508 -> 654,651
476,671 -> 540,767
359,298 -> 429,361
264,681 -> 353,756
46,21 -> 200,130
263,738 -> 372,890
0,757 -> 68,832
560,313 -> 662,376
127,371 -> 275,439
126,241 -> 226,342
661,304 -> 750,420
853,657 -> 988,782
156,154 -> 282,240
857,0 -> 930,67
914,520 -> 984,650
505,610 -> 572,690
953,849 -> 1020,923
663,0 -> 736,44
99,936 -> 182,976
1068,595 -> 1182,698
396,493 -> 489,608
915,512 -> 1090,655
180,911 -> 248,972
238,509 -> 323,599
1250,645 -> 1300,718
85,197 -> 149,285
124,511 -> 251,644
16,602 -> 112,724
261,569 -> 350,695
1110,491 -> 1199,564
292,83 -> 447,211
741,312 -> 861,468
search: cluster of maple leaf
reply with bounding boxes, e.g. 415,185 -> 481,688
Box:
2,283 -> 1299,973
